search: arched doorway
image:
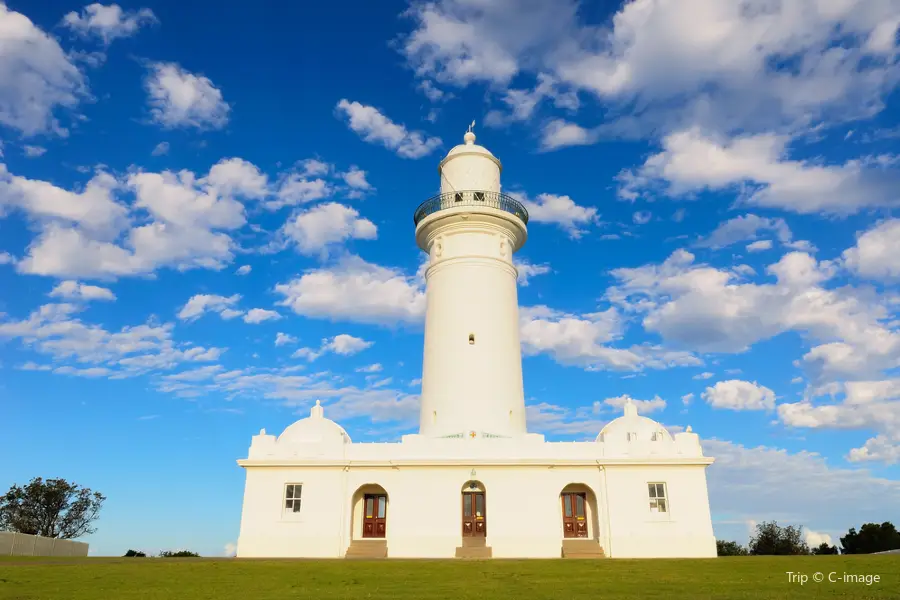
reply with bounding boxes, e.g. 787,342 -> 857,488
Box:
351,484 -> 389,539
461,480 -> 486,537
559,483 -> 600,540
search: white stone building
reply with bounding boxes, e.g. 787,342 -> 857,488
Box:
235,128 -> 718,559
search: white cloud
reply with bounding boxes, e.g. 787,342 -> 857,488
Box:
281,202 -> 377,256
601,394 -> 666,414
17,361 -> 51,371
746,240 -> 773,252
777,380 -> 900,464
340,167 -> 372,192
681,393 -> 694,405
274,332 -> 297,346
328,334 -> 373,355
0,3 -> 86,137
0,165 -> 127,237
22,145 -> 46,158
519,305 -> 699,372
275,256 -> 426,326
49,280 -> 115,302
692,372 -> 714,380
54,365 -> 112,378
514,259 -> 550,286
356,363 -> 382,373
526,402 -> 608,437
0,251 -> 14,265
151,142 -> 169,156
705,439 -> 900,546
235,265 -> 251,275
511,192 -> 598,238
400,0 -> 574,87
242,308 -> 281,324
145,62 -> 230,130
0,302 -> 222,377
418,80 -> 445,102
697,214 -> 792,250
804,529 -> 834,549
269,172 -> 331,210
485,75 -> 580,130
848,435 -> 900,465
540,119 -> 598,151
617,129 -> 900,215
62,3 -> 157,44
632,210 -> 652,225
842,219 -> 900,282
177,294 -> 241,321
10,158 -> 265,279
292,334 -> 373,359
702,380 -> 776,411
403,0 -> 900,144
335,99 -> 442,159
607,249 -> 900,381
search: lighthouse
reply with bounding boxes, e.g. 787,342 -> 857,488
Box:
413,126 -> 530,439
236,127 -> 718,562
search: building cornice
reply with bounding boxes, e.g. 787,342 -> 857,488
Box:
236,457 -> 715,468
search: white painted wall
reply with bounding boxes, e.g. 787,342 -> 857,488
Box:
236,461 -> 716,559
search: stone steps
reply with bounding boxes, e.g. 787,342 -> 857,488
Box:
455,545 -> 493,559
345,539 -> 387,559
561,539 -> 605,559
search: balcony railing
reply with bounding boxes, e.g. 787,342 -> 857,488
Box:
413,190 -> 530,226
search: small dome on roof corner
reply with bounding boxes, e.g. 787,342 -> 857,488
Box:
595,397 -> 672,443
277,400 -> 352,445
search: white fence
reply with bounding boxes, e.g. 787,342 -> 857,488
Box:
0,532 -> 89,557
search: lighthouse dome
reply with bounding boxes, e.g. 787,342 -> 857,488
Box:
439,129 -> 502,171
596,397 -> 673,443
277,400 -> 351,445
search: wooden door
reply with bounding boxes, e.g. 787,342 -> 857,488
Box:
461,492 -> 486,537
561,493 -> 588,538
362,494 -> 387,538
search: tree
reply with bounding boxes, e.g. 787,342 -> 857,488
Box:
0,477 -> 105,539
123,549 -> 147,557
716,540 -> 749,556
840,522 -> 900,554
748,521 -> 810,555
812,543 -> 839,555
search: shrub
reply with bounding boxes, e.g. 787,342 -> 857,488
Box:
123,549 -> 146,557
158,550 -> 200,557
716,540 -> 749,556
812,543 -> 839,555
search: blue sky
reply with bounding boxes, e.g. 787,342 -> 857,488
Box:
1,0 -> 899,556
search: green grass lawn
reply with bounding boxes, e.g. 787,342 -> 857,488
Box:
0,555 -> 897,599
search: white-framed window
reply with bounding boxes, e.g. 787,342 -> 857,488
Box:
648,482 -> 667,513
284,484 -> 302,513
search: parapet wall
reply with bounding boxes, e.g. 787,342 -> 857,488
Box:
0,532 -> 89,557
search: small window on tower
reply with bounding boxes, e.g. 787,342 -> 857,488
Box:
468,333 -> 475,345
454,192 -> 463,202
474,191 -> 485,201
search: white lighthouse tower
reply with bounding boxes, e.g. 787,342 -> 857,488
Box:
414,125 -> 530,439
235,124 -> 718,562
